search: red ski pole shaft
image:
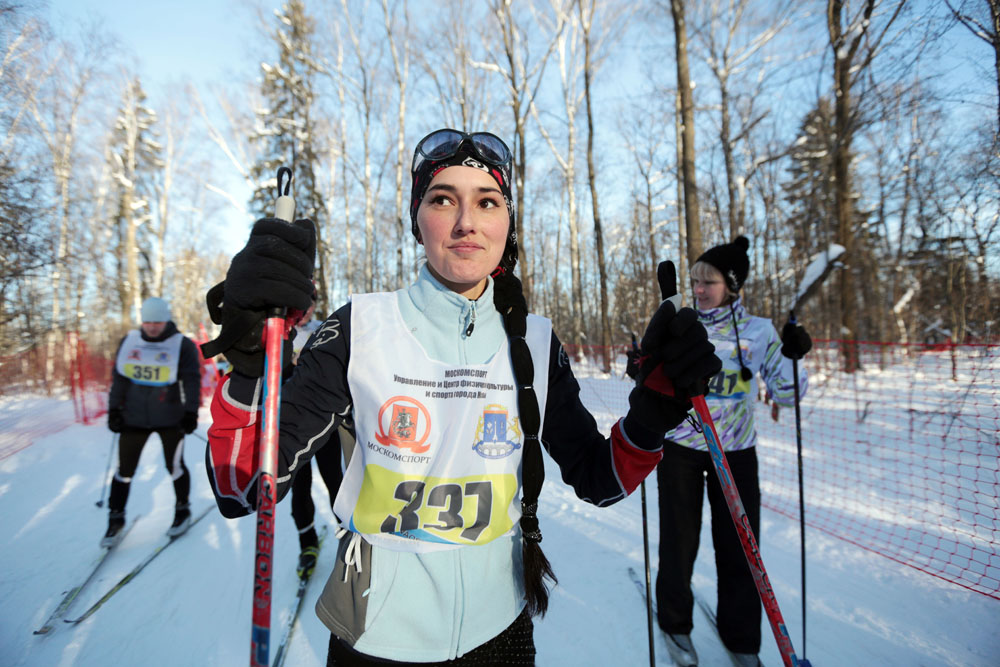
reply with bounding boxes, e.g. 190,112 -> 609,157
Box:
690,395 -> 802,667
250,167 -> 295,667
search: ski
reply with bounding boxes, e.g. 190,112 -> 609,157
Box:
34,516 -> 142,635
627,566 -> 677,666
64,505 -> 213,625
271,525 -> 330,667
693,592 -> 767,667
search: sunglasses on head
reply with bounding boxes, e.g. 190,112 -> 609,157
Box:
412,129 -> 513,173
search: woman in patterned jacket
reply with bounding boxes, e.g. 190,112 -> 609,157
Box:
651,236 -> 813,667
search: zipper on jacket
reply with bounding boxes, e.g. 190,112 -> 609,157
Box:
464,303 -> 477,337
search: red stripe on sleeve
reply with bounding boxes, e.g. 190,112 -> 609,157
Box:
610,419 -> 662,495
207,376 -> 261,504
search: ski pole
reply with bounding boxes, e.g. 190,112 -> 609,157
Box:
96,434 -> 118,508
629,331 -> 656,667
639,479 -> 656,667
251,166 -> 295,667
690,396 -> 808,667
789,310 -> 807,662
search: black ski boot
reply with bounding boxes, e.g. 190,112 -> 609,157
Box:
101,511 -> 126,548
166,503 -> 191,538
297,526 -> 320,579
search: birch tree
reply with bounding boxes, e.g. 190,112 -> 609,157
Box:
382,0 -> 411,288
530,0 -> 588,345
335,0 -> 389,294
480,0 -> 566,305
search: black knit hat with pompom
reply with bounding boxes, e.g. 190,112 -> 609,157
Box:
696,235 -> 750,293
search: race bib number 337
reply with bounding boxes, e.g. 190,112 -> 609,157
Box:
354,465 -> 518,545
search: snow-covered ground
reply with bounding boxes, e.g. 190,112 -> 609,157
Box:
1,384 -> 997,666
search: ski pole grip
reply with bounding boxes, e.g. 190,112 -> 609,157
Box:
270,166 -> 295,320
275,166 -> 295,223
275,196 -> 294,223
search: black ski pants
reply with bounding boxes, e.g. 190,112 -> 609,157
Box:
108,426 -> 190,515
290,427 -> 345,548
655,441 -> 762,655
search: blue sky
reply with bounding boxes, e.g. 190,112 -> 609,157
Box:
48,0 -> 255,94
46,0 -> 262,253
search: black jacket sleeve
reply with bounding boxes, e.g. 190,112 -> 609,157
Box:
178,335 -> 203,413
108,336 -> 127,411
539,333 -> 664,507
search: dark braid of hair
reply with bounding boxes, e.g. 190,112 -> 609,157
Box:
492,269 -> 557,617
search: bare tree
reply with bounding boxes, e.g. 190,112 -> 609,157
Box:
415,0 -> 493,130
382,0 -> 411,288
621,106 -> 676,317
479,0 -> 566,305
827,0 -> 907,368
691,0 -> 795,240
668,0 -> 702,264
335,0 -> 389,294
0,12 -> 51,348
945,0 -> 1000,132
530,0 -> 587,345
578,0 -> 631,367
191,83 -> 260,220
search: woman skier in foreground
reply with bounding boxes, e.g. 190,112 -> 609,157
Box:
202,128 -> 721,664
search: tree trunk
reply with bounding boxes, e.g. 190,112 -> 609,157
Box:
671,0 -> 702,265
719,75 -> 740,239
675,89 -> 688,289
580,0 -> 612,371
828,0 -> 873,371
383,0 -> 409,289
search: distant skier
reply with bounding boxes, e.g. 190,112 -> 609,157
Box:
202,128 -> 721,663
631,236 -> 812,667
103,297 -> 201,546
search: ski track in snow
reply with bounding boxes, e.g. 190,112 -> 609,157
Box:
1,393 -> 998,666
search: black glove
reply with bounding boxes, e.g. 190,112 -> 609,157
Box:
182,411 -> 198,434
625,333 -> 640,380
627,261 -> 721,434
781,321 -> 812,360
107,408 -> 124,433
200,218 -> 316,377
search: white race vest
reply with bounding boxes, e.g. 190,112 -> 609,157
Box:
115,330 -> 183,387
338,292 -> 551,553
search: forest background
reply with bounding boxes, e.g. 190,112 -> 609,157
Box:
2,0 -> 998,368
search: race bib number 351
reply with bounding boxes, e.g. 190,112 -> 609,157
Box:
123,363 -> 170,385
354,465 -> 518,545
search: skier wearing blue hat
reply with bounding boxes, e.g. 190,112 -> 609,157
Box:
103,297 -> 201,546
